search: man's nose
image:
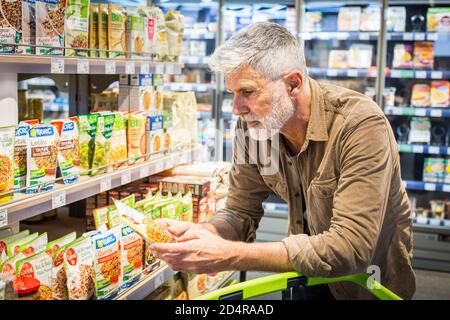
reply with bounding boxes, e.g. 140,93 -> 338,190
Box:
233,96 -> 249,116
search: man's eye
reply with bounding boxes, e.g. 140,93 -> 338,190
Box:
241,90 -> 253,97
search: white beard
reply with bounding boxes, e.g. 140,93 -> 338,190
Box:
245,83 -> 295,141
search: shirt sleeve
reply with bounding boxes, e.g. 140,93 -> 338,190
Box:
282,113 -> 394,277
210,119 -> 271,242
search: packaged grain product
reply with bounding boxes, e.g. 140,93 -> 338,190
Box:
337,6 -> 360,31
392,44 -> 413,69
0,126 -> 15,203
0,0 -> 22,53
26,124 -> 60,194
165,10 -> 184,62
36,0 -> 65,55
127,111 -> 147,166
127,7 -> 144,59
348,44 -> 373,69
45,232 -> 77,259
64,236 -> 95,300
91,227 -> 121,300
93,206 -> 109,231
111,111 -> 128,169
78,113 -> 99,175
180,192 -> 193,222
114,199 -> 173,244
16,251 -> 52,300
427,7 -> 450,32
147,129 -> 163,159
50,244 -> 68,299
423,158 -> 445,183
360,6 -> 380,31
97,3 -> 108,58
14,123 -> 31,193
387,6 -> 406,32
51,118 -> 80,184
64,0 -> 89,57
91,113 -> 115,176
106,194 -> 135,229
430,81 -> 450,108
129,75 -> 155,115
119,225 -> 142,289
413,42 -> 434,69
1,252 -> 25,275
89,3 -> 98,57
139,6 -> 168,61
411,84 -> 431,107
0,230 -> 30,262
107,3 -> 127,59
6,232 -> 38,258
18,232 -> 48,257
21,0 -> 36,54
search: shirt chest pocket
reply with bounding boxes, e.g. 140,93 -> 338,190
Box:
306,176 -> 338,234
261,175 -> 289,202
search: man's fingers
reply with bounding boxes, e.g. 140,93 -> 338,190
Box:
176,229 -> 200,242
150,242 -> 192,255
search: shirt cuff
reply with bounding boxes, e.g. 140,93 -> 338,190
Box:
282,234 -> 332,277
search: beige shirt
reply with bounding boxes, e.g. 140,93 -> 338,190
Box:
211,77 -> 416,300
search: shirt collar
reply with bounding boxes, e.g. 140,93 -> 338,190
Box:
305,77 -> 329,143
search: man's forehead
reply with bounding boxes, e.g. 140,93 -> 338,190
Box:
225,66 -> 266,89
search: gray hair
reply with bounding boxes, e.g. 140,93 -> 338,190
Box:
209,22 -> 307,80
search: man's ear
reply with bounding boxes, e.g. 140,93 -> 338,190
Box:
284,70 -> 303,96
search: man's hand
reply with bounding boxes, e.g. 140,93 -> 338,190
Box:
154,218 -> 200,238
150,228 -> 236,274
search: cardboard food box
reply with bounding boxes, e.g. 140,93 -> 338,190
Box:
427,7 -> 450,32
118,75 -> 130,112
413,42 -> 434,69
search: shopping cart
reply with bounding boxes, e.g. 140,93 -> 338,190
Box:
195,272 -> 402,300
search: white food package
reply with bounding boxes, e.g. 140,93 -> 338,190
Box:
348,44 -> 373,69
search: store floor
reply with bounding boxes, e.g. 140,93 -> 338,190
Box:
21,212 -> 450,300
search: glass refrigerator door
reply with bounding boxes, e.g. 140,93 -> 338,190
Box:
382,1 -> 450,240
221,2 -> 297,161
301,1 -> 382,100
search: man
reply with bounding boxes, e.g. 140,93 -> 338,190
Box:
151,22 -> 416,300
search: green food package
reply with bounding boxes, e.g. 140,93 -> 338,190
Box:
180,192 -> 193,222
0,230 -> 30,264
111,111 -> 128,169
16,251 -> 53,299
91,114 -> 116,176
7,232 -> 39,258
106,194 -> 136,229
64,0 -> 90,57
160,198 -> 182,221
45,232 -> 77,258
78,113 -> 100,175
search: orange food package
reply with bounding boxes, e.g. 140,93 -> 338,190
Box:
430,81 -> 450,108
413,42 -> 434,69
411,84 -> 431,107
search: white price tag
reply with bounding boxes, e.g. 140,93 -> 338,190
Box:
359,33 -> 370,41
140,166 -> 149,179
51,58 -> 65,73
140,62 -> 150,75
154,162 -> 164,173
403,33 -> 414,41
427,33 -> 438,41
415,71 -> 427,79
190,29 -> 201,39
264,203 -> 276,212
412,145 -> 424,153
100,176 -> 112,192
197,84 -> 208,91
447,147 -> 450,155
402,180 -> 408,188
424,183 -> 436,191
121,171 -> 132,185
390,70 -> 401,78
188,57 -> 198,64
347,69 -> 358,77
302,32 -> 312,40
125,61 -> 136,74
0,208 -> 7,228
77,58 -> 89,74
326,69 -> 338,77
428,146 -> 440,154
105,60 -> 116,74
429,218 -> 442,226
443,184 -> 450,193
430,109 -> 442,117
336,32 -> 349,40
431,71 -> 443,79
414,33 -> 425,41
416,217 -> 428,225
155,64 -> 164,74
154,272 -> 164,288
180,84 -> 190,91
52,191 -> 66,209
415,108 -> 427,116
165,63 -> 175,74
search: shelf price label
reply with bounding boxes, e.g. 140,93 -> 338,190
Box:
264,203 -> 276,212
424,183 -> 436,191
447,147 -> 450,155
165,63 -> 175,74
390,70 -> 401,78
427,33 -> 438,41
416,217 -> 428,225
346,69 -> 358,77
415,108 -> 427,117
414,33 -> 425,41
326,69 -> 338,77
415,71 -> 427,79
359,33 -> 370,41
52,191 -> 66,209
403,33 -> 414,41
431,71 -> 443,79
105,60 -> 116,74
0,208 -> 7,228
412,145 -> 424,153
77,59 -> 89,74
121,171 -> 132,185
188,56 -> 199,64
428,146 -> 440,154
100,176 -> 112,193
125,61 -> 136,74
154,272 -> 164,288
140,62 -> 150,75
429,218 -> 442,226
155,64 -> 164,74
443,184 -> 450,193
430,109 -> 442,117
51,58 -> 65,73
140,166 -> 149,179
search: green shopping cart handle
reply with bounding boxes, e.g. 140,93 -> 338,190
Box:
195,272 -> 402,300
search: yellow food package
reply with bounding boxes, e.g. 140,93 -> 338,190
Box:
430,81 -> 450,108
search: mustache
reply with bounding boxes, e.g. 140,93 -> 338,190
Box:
242,114 -> 261,122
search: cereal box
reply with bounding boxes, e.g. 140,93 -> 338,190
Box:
427,8 -> 450,32
413,42 -> 434,69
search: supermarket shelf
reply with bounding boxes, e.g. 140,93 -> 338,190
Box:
0,147 -> 201,225
413,220 -> 450,235
262,202 -> 289,217
387,32 -> 440,41
180,56 -> 211,65
307,67 -> 376,78
398,144 -> 450,155
116,263 -> 175,300
387,69 -> 450,79
403,180 -> 450,193
44,104 -> 69,112
0,54 -> 184,74
184,29 -> 215,40
301,32 -> 378,41
384,106 -> 450,118
164,82 -> 215,92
